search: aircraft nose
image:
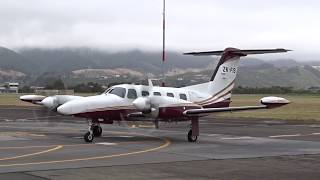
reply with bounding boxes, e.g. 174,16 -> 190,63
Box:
57,103 -> 72,115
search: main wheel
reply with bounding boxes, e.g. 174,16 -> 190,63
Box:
84,131 -> 94,143
93,126 -> 102,137
187,129 -> 198,142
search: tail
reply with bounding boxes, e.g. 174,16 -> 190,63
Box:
183,47 -> 290,108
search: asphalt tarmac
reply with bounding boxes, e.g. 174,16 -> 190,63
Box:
0,106 -> 320,180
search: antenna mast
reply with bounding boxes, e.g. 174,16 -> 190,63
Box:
161,0 -> 166,87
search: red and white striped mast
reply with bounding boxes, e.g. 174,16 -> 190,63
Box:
161,0 -> 166,87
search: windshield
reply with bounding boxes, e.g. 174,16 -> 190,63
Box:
109,87 -> 126,98
103,88 -> 111,94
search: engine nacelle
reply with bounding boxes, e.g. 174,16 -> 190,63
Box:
260,96 -> 290,108
19,95 -> 46,104
41,96 -> 59,110
132,97 -> 151,113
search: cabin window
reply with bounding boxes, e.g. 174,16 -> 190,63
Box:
142,91 -> 149,97
153,92 -> 161,96
127,89 -> 138,99
179,93 -> 187,100
167,93 -> 174,97
109,87 -> 126,98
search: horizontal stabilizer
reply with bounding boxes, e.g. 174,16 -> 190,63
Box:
184,48 -> 291,56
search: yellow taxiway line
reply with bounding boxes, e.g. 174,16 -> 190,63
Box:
0,146 -> 63,161
0,138 -> 171,167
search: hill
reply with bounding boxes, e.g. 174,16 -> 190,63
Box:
17,48 -> 213,74
0,47 -> 35,74
1,47 -> 320,89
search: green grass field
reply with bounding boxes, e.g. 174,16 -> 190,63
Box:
1,93 -> 319,121
0,94 -> 35,106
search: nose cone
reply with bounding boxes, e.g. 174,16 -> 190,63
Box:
41,97 -> 56,109
57,103 -> 73,115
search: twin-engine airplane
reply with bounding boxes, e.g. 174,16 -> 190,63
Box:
20,47 -> 290,143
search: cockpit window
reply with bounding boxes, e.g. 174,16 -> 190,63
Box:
104,88 -> 111,94
109,87 -> 126,98
127,89 -> 138,99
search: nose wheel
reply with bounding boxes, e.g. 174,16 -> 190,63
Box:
84,120 -> 103,143
187,118 -> 199,142
84,131 -> 94,142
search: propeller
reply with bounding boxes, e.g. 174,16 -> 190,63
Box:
41,96 -> 59,111
132,97 -> 151,113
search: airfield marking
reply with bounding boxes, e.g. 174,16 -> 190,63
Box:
269,134 -> 301,138
0,132 -> 46,137
0,107 -> 41,110
0,115 -> 63,122
0,130 -> 171,167
0,146 -> 62,161
0,138 -> 171,167
95,142 -> 117,146
15,115 -> 62,121
137,125 -> 156,128
207,134 -> 221,137
269,133 -> 320,138
221,136 -> 253,140
0,139 -> 160,151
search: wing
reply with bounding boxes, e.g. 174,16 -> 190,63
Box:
183,105 -> 267,116
184,96 -> 290,116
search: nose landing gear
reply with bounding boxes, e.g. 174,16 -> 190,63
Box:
84,119 -> 103,143
93,125 -> 102,137
187,118 -> 199,142
84,131 -> 94,143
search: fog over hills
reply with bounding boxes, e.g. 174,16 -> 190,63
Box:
1,47 -> 320,89
16,48 -> 213,74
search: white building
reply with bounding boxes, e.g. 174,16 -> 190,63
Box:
0,82 -> 19,93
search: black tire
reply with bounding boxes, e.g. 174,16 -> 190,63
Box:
93,126 -> 102,137
84,131 -> 94,143
187,129 -> 198,142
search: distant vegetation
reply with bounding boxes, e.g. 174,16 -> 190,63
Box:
72,82 -> 103,93
2,46 -> 320,90
45,79 -> 66,90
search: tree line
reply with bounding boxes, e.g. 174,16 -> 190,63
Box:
19,79 -> 320,94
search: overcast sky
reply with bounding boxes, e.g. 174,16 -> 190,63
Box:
0,0 -> 320,60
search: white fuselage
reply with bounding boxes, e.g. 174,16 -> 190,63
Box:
56,84 -> 217,121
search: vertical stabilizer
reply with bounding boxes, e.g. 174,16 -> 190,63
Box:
183,48 -> 290,107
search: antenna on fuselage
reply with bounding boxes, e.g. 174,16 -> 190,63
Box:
161,0 -> 166,87
148,79 -> 154,87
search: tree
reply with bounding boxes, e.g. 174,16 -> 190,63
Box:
45,79 -> 65,90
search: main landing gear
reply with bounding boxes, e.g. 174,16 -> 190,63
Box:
84,120 -> 103,143
187,118 -> 199,142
